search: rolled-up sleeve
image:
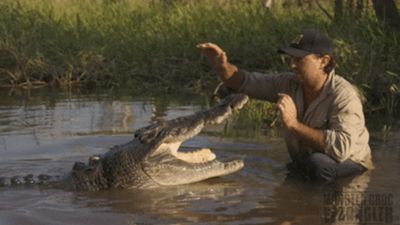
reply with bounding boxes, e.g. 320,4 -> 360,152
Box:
324,95 -> 365,162
237,70 -> 295,102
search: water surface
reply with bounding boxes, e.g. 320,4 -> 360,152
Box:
0,90 -> 399,225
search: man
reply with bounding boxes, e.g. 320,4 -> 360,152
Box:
197,28 -> 373,183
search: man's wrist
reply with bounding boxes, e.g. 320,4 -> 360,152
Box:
218,62 -> 238,81
286,121 -> 326,151
287,120 -> 301,132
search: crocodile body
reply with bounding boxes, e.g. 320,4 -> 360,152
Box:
0,94 -> 249,191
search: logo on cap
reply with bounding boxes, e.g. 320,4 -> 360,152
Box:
292,34 -> 304,45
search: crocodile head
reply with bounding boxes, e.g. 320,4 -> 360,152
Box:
71,94 -> 249,191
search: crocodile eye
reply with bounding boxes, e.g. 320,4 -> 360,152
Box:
90,155 -> 100,161
89,155 -> 101,166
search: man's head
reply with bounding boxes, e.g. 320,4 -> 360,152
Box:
278,28 -> 335,83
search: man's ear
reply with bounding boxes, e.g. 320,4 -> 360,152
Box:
320,54 -> 331,68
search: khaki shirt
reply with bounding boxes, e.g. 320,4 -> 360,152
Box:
237,70 -> 374,170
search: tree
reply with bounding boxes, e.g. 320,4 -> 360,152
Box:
334,0 -> 343,20
372,0 -> 400,30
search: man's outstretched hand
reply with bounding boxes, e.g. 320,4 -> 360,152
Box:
197,43 -> 240,85
197,42 -> 228,70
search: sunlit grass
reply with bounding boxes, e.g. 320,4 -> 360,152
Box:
0,0 -> 325,89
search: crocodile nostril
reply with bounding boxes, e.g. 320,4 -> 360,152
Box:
73,162 -> 86,171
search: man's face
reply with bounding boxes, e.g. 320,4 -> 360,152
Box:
289,54 -> 324,85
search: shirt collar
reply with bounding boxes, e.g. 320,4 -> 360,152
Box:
319,69 -> 335,99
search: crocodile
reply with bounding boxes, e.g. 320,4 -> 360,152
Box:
0,94 -> 249,191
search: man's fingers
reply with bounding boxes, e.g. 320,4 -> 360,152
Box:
278,93 -> 294,104
277,100 -> 287,109
277,103 -> 284,111
278,93 -> 289,98
196,43 -> 215,50
196,42 -> 212,48
197,42 -> 219,49
197,42 -> 224,55
277,93 -> 296,112
277,93 -> 287,104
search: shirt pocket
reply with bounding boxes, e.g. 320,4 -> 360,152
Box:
306,100 -> 331,129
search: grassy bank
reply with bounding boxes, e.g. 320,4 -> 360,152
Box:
0,0 -> 309,89
0,0 -> 399,130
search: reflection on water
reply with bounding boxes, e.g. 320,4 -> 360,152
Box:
0,90 -> 399,225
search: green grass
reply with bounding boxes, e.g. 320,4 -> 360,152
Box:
0,0 -> 399,132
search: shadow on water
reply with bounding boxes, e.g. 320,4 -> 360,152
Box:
82,179 -> 250,224
0,89 -> 399,225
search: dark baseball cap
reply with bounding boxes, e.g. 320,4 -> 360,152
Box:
278,28 -> 334,57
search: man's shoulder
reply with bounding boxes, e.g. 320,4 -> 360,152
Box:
330,74 -> 364,104
332,75 -> 361,96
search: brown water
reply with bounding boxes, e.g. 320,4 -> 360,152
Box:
0,90 -> 399,225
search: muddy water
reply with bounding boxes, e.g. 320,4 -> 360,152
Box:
0,90 -> 399,225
